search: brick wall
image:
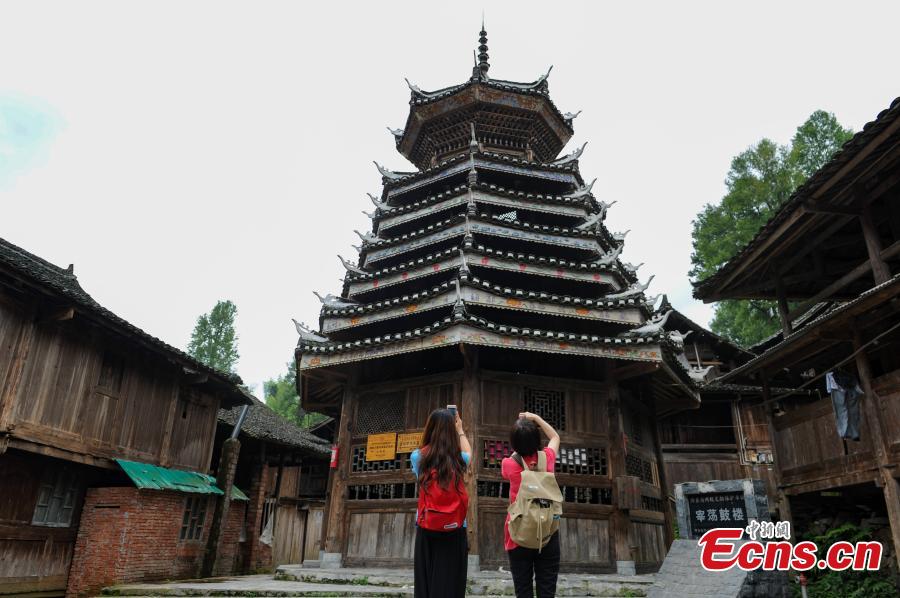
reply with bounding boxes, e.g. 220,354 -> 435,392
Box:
66,487 -> 246,597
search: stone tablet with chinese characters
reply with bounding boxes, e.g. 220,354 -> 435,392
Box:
674,479 -> 770,540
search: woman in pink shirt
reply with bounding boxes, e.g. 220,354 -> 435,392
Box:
501,412 -> 561,598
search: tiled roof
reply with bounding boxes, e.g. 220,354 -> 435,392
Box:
694,96 -> 900,298
0,237 -> 250,405
218,395 -> 331,455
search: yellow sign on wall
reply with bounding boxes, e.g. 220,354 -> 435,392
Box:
397,432 -> 424,453
366,432 -> 397,461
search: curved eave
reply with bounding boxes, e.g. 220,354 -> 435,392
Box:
383,153 -> 583,200
346,246 -> 627,298
376,186 -> 593,234
397,81 -> 574,167
323,277 -> 646,333
299,315 -> 665,371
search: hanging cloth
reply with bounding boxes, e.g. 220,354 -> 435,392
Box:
826,371 -> 863,441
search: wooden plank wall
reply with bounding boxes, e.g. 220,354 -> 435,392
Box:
0,296 -> 218,473
334,370 -> 669,572
773,397 -> 876,490
0,453 -> 83,595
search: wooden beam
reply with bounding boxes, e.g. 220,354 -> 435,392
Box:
859,202 -> 892,285
40,306 -> 75,323
802,201 -> 859,216
787,239 -> 900,320
773,270 -> 793,334
610,361 -> 659,381
853,328 -> 900,571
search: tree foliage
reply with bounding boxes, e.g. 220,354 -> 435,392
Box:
187,300 -> 240,374
690,111 -> 853,346
264,360 -> 328,429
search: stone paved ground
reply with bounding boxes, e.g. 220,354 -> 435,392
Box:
647,540 -> 788,598
103,566 -> 655,597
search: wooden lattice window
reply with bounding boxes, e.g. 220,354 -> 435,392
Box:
179,495 -> 207,541
625,454 -> 654,484
477,480 -> 510,499
560,485 -> 612,505
556,447 -> 607,476
483,439 -> 512,469
347,483 -> 417,501
355,392 -> 405,435
524,387 -> 566,430
641,496 -> 664,512
350,445 -> 405,473
32,468 -> 79,527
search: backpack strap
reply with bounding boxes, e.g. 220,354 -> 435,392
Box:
536,450 -> 547,472
511,452 -> 526,471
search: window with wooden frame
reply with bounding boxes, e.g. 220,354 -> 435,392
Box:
523,387 -> 566,430
32,468 -> 80,527
179,495 -> 207,541
96,350 -> 124,395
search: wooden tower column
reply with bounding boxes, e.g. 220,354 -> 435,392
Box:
606,363 -> 635,575
322,377 -> 355,568
460,344 -> 481,571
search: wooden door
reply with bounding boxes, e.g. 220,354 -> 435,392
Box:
272,505 -> 306,565
304,507 -> 324,562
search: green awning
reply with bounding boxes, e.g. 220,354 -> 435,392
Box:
116,459 -> 248,501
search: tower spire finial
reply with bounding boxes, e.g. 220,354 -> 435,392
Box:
476,17 -> 489,79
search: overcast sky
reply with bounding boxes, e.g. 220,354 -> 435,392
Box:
2,1 -> 898,394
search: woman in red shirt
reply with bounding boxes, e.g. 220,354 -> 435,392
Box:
501,412 -> 561,598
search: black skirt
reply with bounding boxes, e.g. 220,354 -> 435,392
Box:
414,526 -> 468,598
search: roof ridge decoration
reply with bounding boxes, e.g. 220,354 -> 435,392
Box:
293,319 -> 328,344
313,291 -> 357,308
368,192 -> 389,211
338,255 -> 366,276
576,200 -> 617,231
622,310 -> 672,336
605,274 -> 654,299
475,20 -> 489,80
374,161 -> 410,181
566,178 -> 596,199
552,142 -> 587,166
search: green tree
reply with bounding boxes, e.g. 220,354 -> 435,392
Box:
264,360 -> 328,429
690,111 -> 853,346
187,300 -> 240,374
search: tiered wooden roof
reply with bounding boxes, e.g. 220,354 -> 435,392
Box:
296,28 -> 699,408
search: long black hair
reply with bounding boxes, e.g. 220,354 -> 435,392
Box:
417,408 -> 467,490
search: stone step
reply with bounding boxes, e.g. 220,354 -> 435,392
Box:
104,570 -> 652,597
275,566 -> 651,596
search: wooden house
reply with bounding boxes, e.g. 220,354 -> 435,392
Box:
693,96 -> 900,568
0,236 -> 255,595
296,28 -> 703,575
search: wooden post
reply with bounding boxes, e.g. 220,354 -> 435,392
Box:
201,437 -> 241,577
860,202 -> 891,285
761,375 -> 792,524
606,364 -> 634,575
853,328 -> 900,570
773,270 -> 793,335
459,344 -> 480,570
649,392 -> 675,549
322,378 -> 354,567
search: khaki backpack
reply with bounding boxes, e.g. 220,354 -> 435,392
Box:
507,451 -> 563,550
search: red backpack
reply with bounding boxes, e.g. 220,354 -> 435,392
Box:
416,449 -> 469,531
